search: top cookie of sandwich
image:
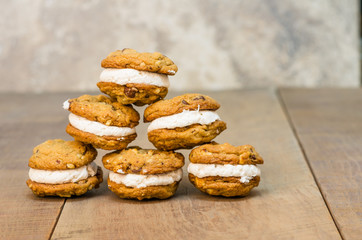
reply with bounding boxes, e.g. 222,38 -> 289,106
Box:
189,142 -> 264,165
101,48 -> 178,75
29,139 -> 97,170
65,95 -> 140,128
144,93 -> 220,122
102,147 -> 184,175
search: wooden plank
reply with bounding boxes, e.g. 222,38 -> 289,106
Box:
51,90 -> 340,240
0,93 -> 80,240
280,88 -> 362,240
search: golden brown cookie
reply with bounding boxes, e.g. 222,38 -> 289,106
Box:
97,82 -> 168,106
144,93 -> 220,122
26,139 -> 103,197
66,94 -> 140,127
101,48 -> 178,75
188,174 -> 260,197
29,139 -> 97,170
107,178 -> 180,200
102,147 -> 184,174
66,124 -> 137,150
148,121 -> 227,151
64,94 -> 139,150
103,147 -> 184,200
189,142 -> 264,165
187,143 -> 263,197
27,167 -> 103,197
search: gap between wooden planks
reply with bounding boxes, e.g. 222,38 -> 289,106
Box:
50,90 -> 341,240
0,93 -> 76,240
279,88 -> 362,240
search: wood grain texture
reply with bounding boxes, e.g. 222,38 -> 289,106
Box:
280,88 -> 362,240
50,90 -> 340,240
0,93 -> 75,240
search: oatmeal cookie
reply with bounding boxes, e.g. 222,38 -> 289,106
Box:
107,179 -> 180,200
101,48 -> 177,75
27,167 -> 103,197
144,93 -> 220,122
102,147 -> 184,174
97,82 -> 168,106
148,121 -> 227,151
64,95 -> 139,150
103,147 -> 184,200
29,139 -> 97,170
187,143 -> 263,197
26,139 -> 102,197
188,174 -> 260,197
189,142 -> 264,165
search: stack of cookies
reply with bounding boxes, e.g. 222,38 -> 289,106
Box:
26,48 -> 263,199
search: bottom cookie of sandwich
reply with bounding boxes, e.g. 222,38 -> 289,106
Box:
26,167 -> 103,197
107,178 -> 180,200
188,174 -> 260,197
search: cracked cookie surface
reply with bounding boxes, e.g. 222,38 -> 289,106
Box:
101,48 -> 177,75
28,139 -> 97,170
189,142 -> 264,165
144,93 -> 220,122
102,147 -> 184,174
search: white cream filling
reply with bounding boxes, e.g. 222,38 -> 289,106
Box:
63,99 -> 70,110
29,162 -> 98,184
99,68 -> 170,87
147,110 -> 220,132
109,168 -> 183,188
68,113 -> 135,137
187,163 -> 260,183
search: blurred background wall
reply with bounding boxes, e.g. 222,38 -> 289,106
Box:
0,0 -> 359,93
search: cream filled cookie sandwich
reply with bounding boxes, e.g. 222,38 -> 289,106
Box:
63,94 -> 139,150
188,143 -> 263,197
102,147 -> 184,200
144,93 -> 227,150
98,48 -> 177,106
26,139 -> 103,197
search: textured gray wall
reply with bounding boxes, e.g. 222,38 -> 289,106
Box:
0,0 -> 359,93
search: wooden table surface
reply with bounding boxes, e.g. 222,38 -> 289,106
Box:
0,89 -> 360,240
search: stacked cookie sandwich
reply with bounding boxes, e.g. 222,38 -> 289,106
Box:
103,147 -> 184,200
63,94 -> 139,150
144,93 -> 226,150
188,143 -> 263,197
98,48 -> 177,106
26,139 -> 103,197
